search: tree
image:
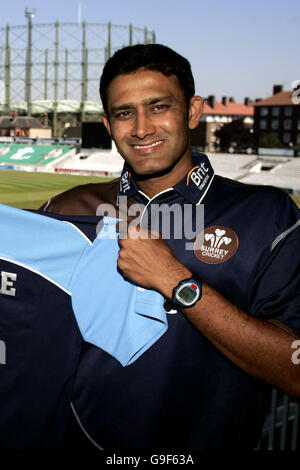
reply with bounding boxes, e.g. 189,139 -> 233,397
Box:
215,118 -> 254,152
259,133 -> 283,149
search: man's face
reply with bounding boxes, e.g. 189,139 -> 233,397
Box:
103,70 -> 202,177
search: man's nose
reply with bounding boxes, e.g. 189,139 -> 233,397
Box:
132,111 -> 155,139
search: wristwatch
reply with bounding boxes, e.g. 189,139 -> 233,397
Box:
164,277 -> 202,311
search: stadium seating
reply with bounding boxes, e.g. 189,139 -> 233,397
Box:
207,152 -> 300,193
0,144 -> 75,167
56,149 -> 124,173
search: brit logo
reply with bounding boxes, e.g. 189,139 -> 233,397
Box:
194,225 -> 239,264
120,170 -> 131,193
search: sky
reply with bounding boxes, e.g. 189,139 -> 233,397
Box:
0,0 -> 299,103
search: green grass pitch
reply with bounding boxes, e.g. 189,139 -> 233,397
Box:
0,169 -> 299,210
0,169 -> 113,209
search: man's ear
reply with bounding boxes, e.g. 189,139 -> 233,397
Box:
188,96 -> 204,130
102,113 -> 112,136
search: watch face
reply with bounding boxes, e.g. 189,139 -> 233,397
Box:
176,282 -> 200,306
178,286 -> 198,303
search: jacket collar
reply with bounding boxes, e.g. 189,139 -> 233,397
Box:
118,153 -> 214,204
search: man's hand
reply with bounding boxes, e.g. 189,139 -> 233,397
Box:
117,225 -> 191,298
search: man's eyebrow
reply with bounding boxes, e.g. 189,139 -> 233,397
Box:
110,103 -> 134,114
110,96 -> 173,114
144,96 -> 173,106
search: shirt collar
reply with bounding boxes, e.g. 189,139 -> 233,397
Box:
118,168 -> 140,199
174,153 -> 214,204
118,153 -> 214,204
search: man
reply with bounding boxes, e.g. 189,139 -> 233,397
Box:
41,44 -> 300,450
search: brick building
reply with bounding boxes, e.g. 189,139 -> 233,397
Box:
254,85 -> 300,149
0,115 -> 51,139
190,96 -> 254,153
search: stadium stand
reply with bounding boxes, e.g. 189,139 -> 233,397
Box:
53,142 -> 124,176
207,152 -> 300,194
0,144 -> 75,168
207,153 -> 257,180
239,157 -> 300,193
55,149 -> 123,173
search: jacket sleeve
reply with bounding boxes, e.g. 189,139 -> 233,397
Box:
249,194 -> 300,337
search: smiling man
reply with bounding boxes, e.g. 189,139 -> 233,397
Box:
41,44 -> 300,450
102,69 -> 203,194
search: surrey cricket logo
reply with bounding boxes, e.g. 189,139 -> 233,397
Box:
194,225 -> 239,264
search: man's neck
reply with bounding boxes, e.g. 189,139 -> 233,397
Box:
133,155 -> 195,200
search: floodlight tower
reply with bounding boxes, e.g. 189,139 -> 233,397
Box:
78,1 -> 82,25
25,8 -> 35,116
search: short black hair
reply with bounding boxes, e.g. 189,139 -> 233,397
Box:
100,43 -> 195,115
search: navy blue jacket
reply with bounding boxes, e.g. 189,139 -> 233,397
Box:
67,154 -> 300,450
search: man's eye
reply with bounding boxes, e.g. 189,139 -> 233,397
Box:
116,111 -> 133,120
151,104 -> 169,113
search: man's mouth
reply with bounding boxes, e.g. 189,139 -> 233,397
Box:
131,140 -> 164,150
